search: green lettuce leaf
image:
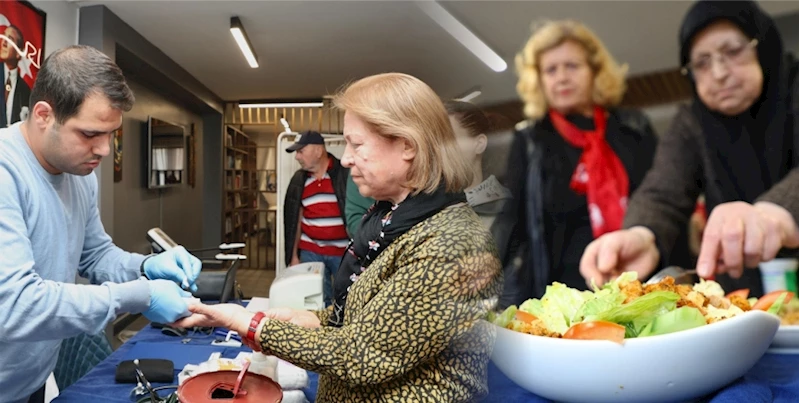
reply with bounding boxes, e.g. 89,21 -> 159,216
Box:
767,292 -> 791,315
573,287 -> 626,323
638,306 -> 706,337
519,298 -> 544,318
486,311 -> 496,323
586,291 -> 680,336
492,305 -> 517,328
748,297 -> 758,307
538,282 -> 593,334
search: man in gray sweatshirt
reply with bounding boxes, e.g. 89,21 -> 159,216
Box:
0,45 -> 201,402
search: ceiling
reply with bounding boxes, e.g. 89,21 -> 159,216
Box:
76,1 -> 799,106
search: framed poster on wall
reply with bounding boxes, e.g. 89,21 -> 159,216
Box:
187,124 -> 196,188
113,128 -> 123,182
0,0 -> 45,127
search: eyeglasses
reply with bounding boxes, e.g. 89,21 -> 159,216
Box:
681,38 -> 758,77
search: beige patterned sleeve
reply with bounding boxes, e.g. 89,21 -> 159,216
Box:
312,305 -> 333,324
257,233 -> 501,385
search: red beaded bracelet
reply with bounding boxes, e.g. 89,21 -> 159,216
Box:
245,312 -> 266,346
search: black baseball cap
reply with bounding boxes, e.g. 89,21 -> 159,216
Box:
285,130 -> 325,152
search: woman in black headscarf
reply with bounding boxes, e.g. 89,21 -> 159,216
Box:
580,0 -> 799,295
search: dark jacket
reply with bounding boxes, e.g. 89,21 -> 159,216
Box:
283,153 -> 348,266
624,64 -> 799,296
492,109 -> 658,307
1,72 -> 30,127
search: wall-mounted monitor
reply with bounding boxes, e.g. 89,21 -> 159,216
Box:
145,117 -> 186,189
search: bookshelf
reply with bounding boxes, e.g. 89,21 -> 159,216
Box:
223,125 -> 258,244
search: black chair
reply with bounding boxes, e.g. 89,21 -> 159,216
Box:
53,331 -> 113,390
193,258 -> 243,303
145,227 -> 244,303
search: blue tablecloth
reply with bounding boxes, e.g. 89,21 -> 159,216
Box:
53,324 -> 318,402
55,323 -> 799,402
485,352 -> 799,402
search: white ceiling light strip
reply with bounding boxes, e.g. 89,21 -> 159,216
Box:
238,102 -> 324,109
456,89 -> 482,102
230,17 -> 259,68
417,1 -> 507,73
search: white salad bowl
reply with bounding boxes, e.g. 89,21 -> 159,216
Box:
490,309 -> 779,402
770,324 -> 799,352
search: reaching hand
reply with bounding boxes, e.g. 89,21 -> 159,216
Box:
264,307 -> 321,328
580,226 -> 661,287
172,303 -> 253,336
696,201 -> 799,278
143,280 -> 191,324
143,246 -> 202,292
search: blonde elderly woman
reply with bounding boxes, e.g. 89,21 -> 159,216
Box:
175,73 -> 502,402
492,20 -> 658,307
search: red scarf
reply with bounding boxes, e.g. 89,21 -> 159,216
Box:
548,106 -> 629,238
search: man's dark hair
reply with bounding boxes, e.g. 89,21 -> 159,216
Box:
29,45 -> 134,123
7,24 -> 23,48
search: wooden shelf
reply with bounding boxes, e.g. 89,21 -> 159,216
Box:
222,125 -> 267,247
226,125 -> 250,139
221,125 -> 278,269
225,146 -> 249,155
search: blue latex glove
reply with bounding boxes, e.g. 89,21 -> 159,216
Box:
143,246 -> 202,292
143,279 -> 192,324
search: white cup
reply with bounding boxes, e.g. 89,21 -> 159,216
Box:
760,258 -> 799,294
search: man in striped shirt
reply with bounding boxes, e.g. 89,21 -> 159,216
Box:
284,131 -> 349,306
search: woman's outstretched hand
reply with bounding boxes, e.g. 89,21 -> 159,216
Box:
172,303 -> 252,336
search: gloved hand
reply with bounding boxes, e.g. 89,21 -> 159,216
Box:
143,279 -> 192,324
142,246 -> 202,292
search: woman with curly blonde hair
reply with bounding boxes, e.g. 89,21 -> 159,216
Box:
493,20 -> 658,306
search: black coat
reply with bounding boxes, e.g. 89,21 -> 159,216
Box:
492,109 -> 659,307
1,72 -> 30,127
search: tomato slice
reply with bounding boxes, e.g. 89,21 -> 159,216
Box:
563,321 -> 625,344
752,290 -> 794,311
726,289 -> 750,299
514,310 -> 538,324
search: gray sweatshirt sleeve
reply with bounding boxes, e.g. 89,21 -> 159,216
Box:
78,172 -> 148,284
0,168 -> 150,343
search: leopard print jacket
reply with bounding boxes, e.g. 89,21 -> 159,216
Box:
258,203 -> 502,402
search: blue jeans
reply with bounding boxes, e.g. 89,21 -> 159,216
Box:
299,250 -> 343,307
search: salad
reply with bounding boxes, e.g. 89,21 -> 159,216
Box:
489,272 -> 793,343
777,297 -> 799,325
